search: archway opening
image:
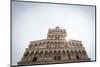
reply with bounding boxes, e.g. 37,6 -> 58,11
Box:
76,55 -> 79,59
33,57 -> 37,62
54,55 -> 61,61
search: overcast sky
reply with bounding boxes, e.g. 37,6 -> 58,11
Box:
12,1 -> 96,65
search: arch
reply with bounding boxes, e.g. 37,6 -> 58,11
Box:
44,51 -> 48,55
79,50 -> 82,55
50,42 -> 53,44
43,42 -> 46,44
39,43 -> 42,45
66,51 -> 71,60
47,51 -> 52,56
39,51 -> 43,55
49,31 -> 51,33
58,41 -> 60,44
61,35 -> 63,38
80,44 -> 82,46
58,50 -> 61,54
54,42 -> 57,44
54,51 -> 57,54
66,50 -> 70,55
64,30 -> 66,33
33,57 -> 37,62
61,42 -> 64,45
47,42 -> 49,44
54,55 -> 61,61
49,51 -> 52,54
76,54 -> 80,59
48,35 -> 51,38
57,42 -> 60,48
34,43 -> 37,47
65,43 -> 68,47
51,35 -> 54,39
74,51 -> 80,59
46,42 -> 50,48
75,50 -> 78,55
35,51 -> 39,55
62,50 -> 65,54
62,50 -> 66,56
82,50 -> 86,55
72,42 -> 75,46
55,35 -> 57,39
29,44 -> 33,48
24,51 -> 29,57
70,50 -> 74,55
58,35 -> 60,39
76,43 -> 79,47
30,51 -> 34,55
36,43 -> 39,47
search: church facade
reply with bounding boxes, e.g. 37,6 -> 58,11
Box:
18,26 -> 90,65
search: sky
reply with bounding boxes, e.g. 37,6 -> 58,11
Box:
12,1 -> 96,65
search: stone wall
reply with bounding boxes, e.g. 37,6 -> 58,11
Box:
18,26 -> 90,65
